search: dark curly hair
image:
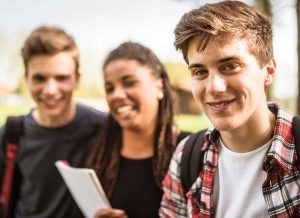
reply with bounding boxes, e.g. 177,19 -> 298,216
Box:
86,42 -> 176,198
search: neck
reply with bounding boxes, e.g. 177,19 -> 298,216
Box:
33,102 -> 76,128
121,126 -> 155,159
220,106 -> 276,153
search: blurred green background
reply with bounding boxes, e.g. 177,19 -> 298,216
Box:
0,104 -> 210,133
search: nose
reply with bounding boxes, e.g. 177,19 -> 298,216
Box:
43,79 -> 59,96
206,74 -> 226,95
109,86 -> 127,100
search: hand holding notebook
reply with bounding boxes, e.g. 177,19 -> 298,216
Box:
55,160 -> 110,218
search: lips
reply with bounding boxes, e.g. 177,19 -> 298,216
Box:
117,105 -> 134,115
38,96 -> 64,109
115,105 -> 137,120
207,99 -> 235,112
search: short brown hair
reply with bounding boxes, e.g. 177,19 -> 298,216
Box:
174,0 -> 272,66
21,25 -> 79,74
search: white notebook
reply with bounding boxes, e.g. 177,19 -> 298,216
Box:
55,160 -> 111,218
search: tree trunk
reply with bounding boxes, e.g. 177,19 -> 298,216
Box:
255,0 -> 274,101
255,0 -> 272,17
297,0 -> 300,114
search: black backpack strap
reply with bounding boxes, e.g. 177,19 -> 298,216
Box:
0,116 -> 24,218
4,116 -> 24,145
180,129 -> 207,192
292,116 -> 300,160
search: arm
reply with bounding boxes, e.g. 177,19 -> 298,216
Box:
159,139 -> 189,218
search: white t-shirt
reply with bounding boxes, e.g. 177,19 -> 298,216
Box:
212,139 -> 271,218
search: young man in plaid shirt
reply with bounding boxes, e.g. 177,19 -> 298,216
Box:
160,1 -> 300,217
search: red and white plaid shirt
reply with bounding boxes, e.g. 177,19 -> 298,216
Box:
160,103 -> 300,217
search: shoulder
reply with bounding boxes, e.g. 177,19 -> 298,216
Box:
170,136 -> 190,170
176,131 -> 191,145
175,128 -> 210,160
0,114 -> 28,151
76,103 -> 108,123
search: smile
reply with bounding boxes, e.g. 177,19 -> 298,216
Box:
207,99 -> 235,112
42,100 -> 60,107
117,105 -> 135,115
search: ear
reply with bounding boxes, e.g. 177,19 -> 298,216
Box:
156,78 -> 164,100
264,58 -> 276,86
24,71 -> 28,82
74,71 -> 81,88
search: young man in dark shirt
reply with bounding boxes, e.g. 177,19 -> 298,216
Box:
0,26 -> 106,218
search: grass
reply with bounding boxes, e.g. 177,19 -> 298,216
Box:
0,104 -> 211,132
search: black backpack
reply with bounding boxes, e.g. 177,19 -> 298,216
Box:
180,116 -> 300,192
0,116 -> 24,218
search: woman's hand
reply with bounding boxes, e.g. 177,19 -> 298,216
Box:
93,208 -> 127,218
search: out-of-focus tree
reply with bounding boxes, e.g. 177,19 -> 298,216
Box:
297,0 -> 300,114
255,0 -> 274,101
0,31 -> 25,95
255,0 -> 272,16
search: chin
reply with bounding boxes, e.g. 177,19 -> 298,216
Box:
210,118 -> 239,132
119,121 -> 136,129
42,108 -> 65,117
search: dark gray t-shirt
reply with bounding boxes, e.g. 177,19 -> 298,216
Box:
0,104 -> 107,218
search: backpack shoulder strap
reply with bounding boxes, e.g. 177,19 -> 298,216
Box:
3,116 -> 24,145
292,116 -> 300,160
180,129 -> 207,192
0,115 -> 24,218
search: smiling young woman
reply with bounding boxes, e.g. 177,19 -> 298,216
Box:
86,42 -> 190,218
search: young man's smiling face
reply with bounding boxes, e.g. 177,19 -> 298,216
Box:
187,38 -> 275,132
26,52 -> 79,125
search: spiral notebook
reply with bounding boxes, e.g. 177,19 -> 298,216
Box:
55,160 -> 110,218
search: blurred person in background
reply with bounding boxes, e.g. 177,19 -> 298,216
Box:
0,25 -> 106,218
87,42 -> 190,218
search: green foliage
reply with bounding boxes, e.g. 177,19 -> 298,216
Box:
164,62 -> 190,85
254,0 -> 272,17
0,105 -> 30,125
0,104 -> 211,133
175,113 -> 211,133
75,80 -> 103,98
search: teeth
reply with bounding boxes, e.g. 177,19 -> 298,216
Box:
43,101 -> 59,107
213,102 -> 227,108
117,106 -> 133,114
45,101 -> 57,105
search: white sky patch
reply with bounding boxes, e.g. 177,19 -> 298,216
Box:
0,0 -> 298,99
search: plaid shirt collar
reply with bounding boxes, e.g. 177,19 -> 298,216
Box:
205,102 -> 295,173
264,103 -> 295,173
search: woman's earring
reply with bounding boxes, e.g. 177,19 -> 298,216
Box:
158,92 -> 164,100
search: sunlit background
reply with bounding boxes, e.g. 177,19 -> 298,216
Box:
0,0 -> 297,131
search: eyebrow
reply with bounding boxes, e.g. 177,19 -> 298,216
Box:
121,75 -> 135,80
31,72 -> 45,77
189,56 -> 240,69
105,74 -> 135,84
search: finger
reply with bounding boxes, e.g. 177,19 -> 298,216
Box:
94,208 -> 126,218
